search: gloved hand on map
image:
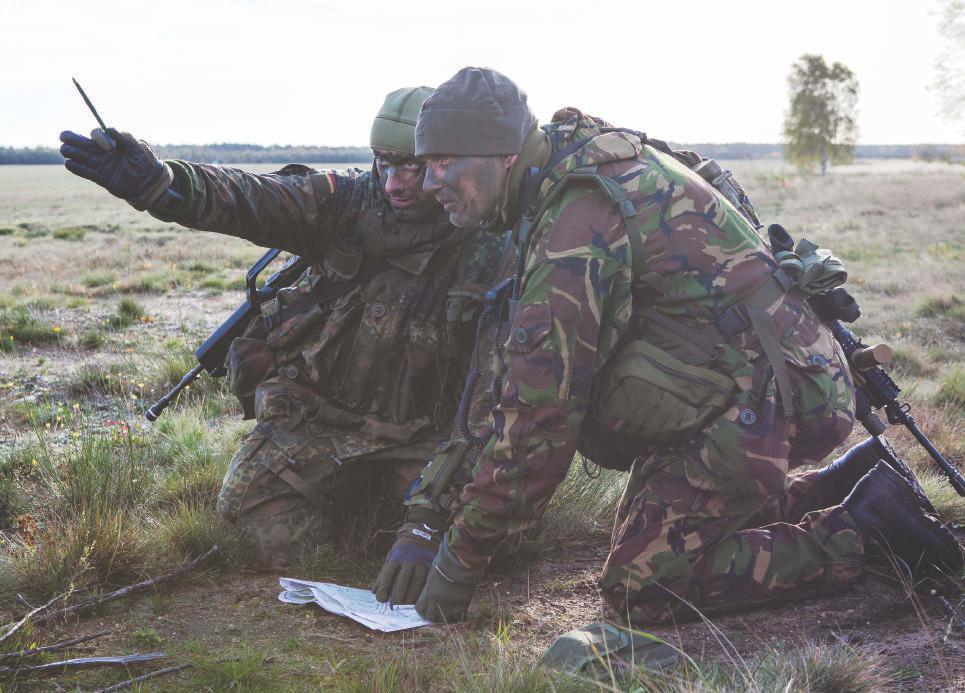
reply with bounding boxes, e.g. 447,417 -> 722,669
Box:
415,535 -> 482,623
59,128 -> 182,212
373,521 -> 442,605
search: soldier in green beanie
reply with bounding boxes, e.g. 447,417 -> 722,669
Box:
60,86 -> 512,566
373,67 -> 961,623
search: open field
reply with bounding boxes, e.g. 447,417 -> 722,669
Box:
0,159 -> 962,690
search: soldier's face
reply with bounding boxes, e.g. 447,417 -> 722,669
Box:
373,149 -> 435,213
422,155 -> 515,228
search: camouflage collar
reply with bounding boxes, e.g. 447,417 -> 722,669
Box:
500,126 -> 550,226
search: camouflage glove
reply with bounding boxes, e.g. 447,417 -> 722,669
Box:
59,128 -> 183,213
415,536 -> 483,623
373,521 -> 442,605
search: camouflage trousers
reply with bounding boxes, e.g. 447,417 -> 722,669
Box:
216,383 -> 428,568
599,407 -> 865,623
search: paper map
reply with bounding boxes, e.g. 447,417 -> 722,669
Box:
278,577 -> 432,632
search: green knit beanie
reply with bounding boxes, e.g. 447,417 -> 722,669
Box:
370,86 -> 434,155
415,67 -> 536,156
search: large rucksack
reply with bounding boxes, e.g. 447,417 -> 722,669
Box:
514,110 -> 853,471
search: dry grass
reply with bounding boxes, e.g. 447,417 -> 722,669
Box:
0,160 -> 961,690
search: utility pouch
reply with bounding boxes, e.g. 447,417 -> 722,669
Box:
226,336 -> 276,419
582,340 -> 736,468
405,437 -> 475,514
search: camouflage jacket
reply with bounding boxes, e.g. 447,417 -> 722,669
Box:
444,110 -> 854,572
158,162 -> 508,460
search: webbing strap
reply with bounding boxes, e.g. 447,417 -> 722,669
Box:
257,446 -> 329,508
745,305 -> 795,418
265,457 -> 329,508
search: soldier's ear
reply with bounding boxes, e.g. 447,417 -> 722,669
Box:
502,154 -> 518,170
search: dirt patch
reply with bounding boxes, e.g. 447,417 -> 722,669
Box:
3,542 -> 959,690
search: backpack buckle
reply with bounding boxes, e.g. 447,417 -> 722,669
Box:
718,304 -> 751,340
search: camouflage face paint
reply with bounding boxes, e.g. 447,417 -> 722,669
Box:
423,155 -> 509,228
373,148 -> 436,215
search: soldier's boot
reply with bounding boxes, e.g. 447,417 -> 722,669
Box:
842,461 -> 963,571
816,437 -> 935,512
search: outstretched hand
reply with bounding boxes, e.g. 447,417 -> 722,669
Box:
59,129 -> 177,211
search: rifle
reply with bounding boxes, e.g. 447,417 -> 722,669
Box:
817,292 -> 965,497
766,226 -> 965,497
145,249 -> 307,421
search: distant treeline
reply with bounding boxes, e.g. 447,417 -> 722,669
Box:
0,144 -> 373,165
1,142 -> 961,165
669,142 -> 963,162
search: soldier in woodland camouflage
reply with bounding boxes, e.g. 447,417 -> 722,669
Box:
374,67 -> 961,623
60,87 -> 509,566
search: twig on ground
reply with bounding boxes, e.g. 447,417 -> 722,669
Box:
309,632 -> 352,644
0,593 -> 66,644
0,629 -> 112,662
35,545 -> 219,626
937,596 -> 964,631
0,652 -> 166,677
94,663 -> 192,692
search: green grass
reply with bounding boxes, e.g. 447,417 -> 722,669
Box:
0,307 -> 62,351
81,271 -> 116,289
115,272 -> 176,294
889,344 -> 934,378
0,477 -> 25,527
52,226 -> 86,241
106,296 -> 145,329
182,642 -> 282,691
917,293 -> 965,320
77,329 -> 105,350
933,366 -> 965,410
64,363 -> 123,398
182,260 -> 218,273
536,458 -> 622,550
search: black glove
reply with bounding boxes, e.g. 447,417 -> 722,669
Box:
373,521 -> 442,605
59,128 -> 182,212
415,536 -> 482,623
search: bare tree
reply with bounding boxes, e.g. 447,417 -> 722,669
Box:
783,54 -> 859,175
933,0 -> 965,128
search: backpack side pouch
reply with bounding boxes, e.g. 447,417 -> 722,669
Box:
587,339 -> 737,458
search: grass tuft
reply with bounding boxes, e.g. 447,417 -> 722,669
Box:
536,458 -> 622,549
0,307 -> 62,351
183,642 -> 281,691
106,296 -> 145,329
52,226 -> 86,241
149,502 -> 250,570
889,344 -> 934,378
933,366 -> 965,410
917,293 -> 965,321
82,271 -> 116,289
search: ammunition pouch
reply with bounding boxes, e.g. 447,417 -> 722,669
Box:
226,335 -> 276,420
404,437 -> 477,520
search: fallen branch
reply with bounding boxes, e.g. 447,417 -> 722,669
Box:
35,545 -> 219,626
0,629 -> 112,662
95,663 -> 192,692
938,596 -> 965,631
0,652 -> 166,677
0,593 -> 66,644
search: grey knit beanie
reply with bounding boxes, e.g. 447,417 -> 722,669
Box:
415,67 -> 536,156
370,86 -> 434,155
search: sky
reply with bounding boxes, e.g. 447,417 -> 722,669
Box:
1,0 -> 961,148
